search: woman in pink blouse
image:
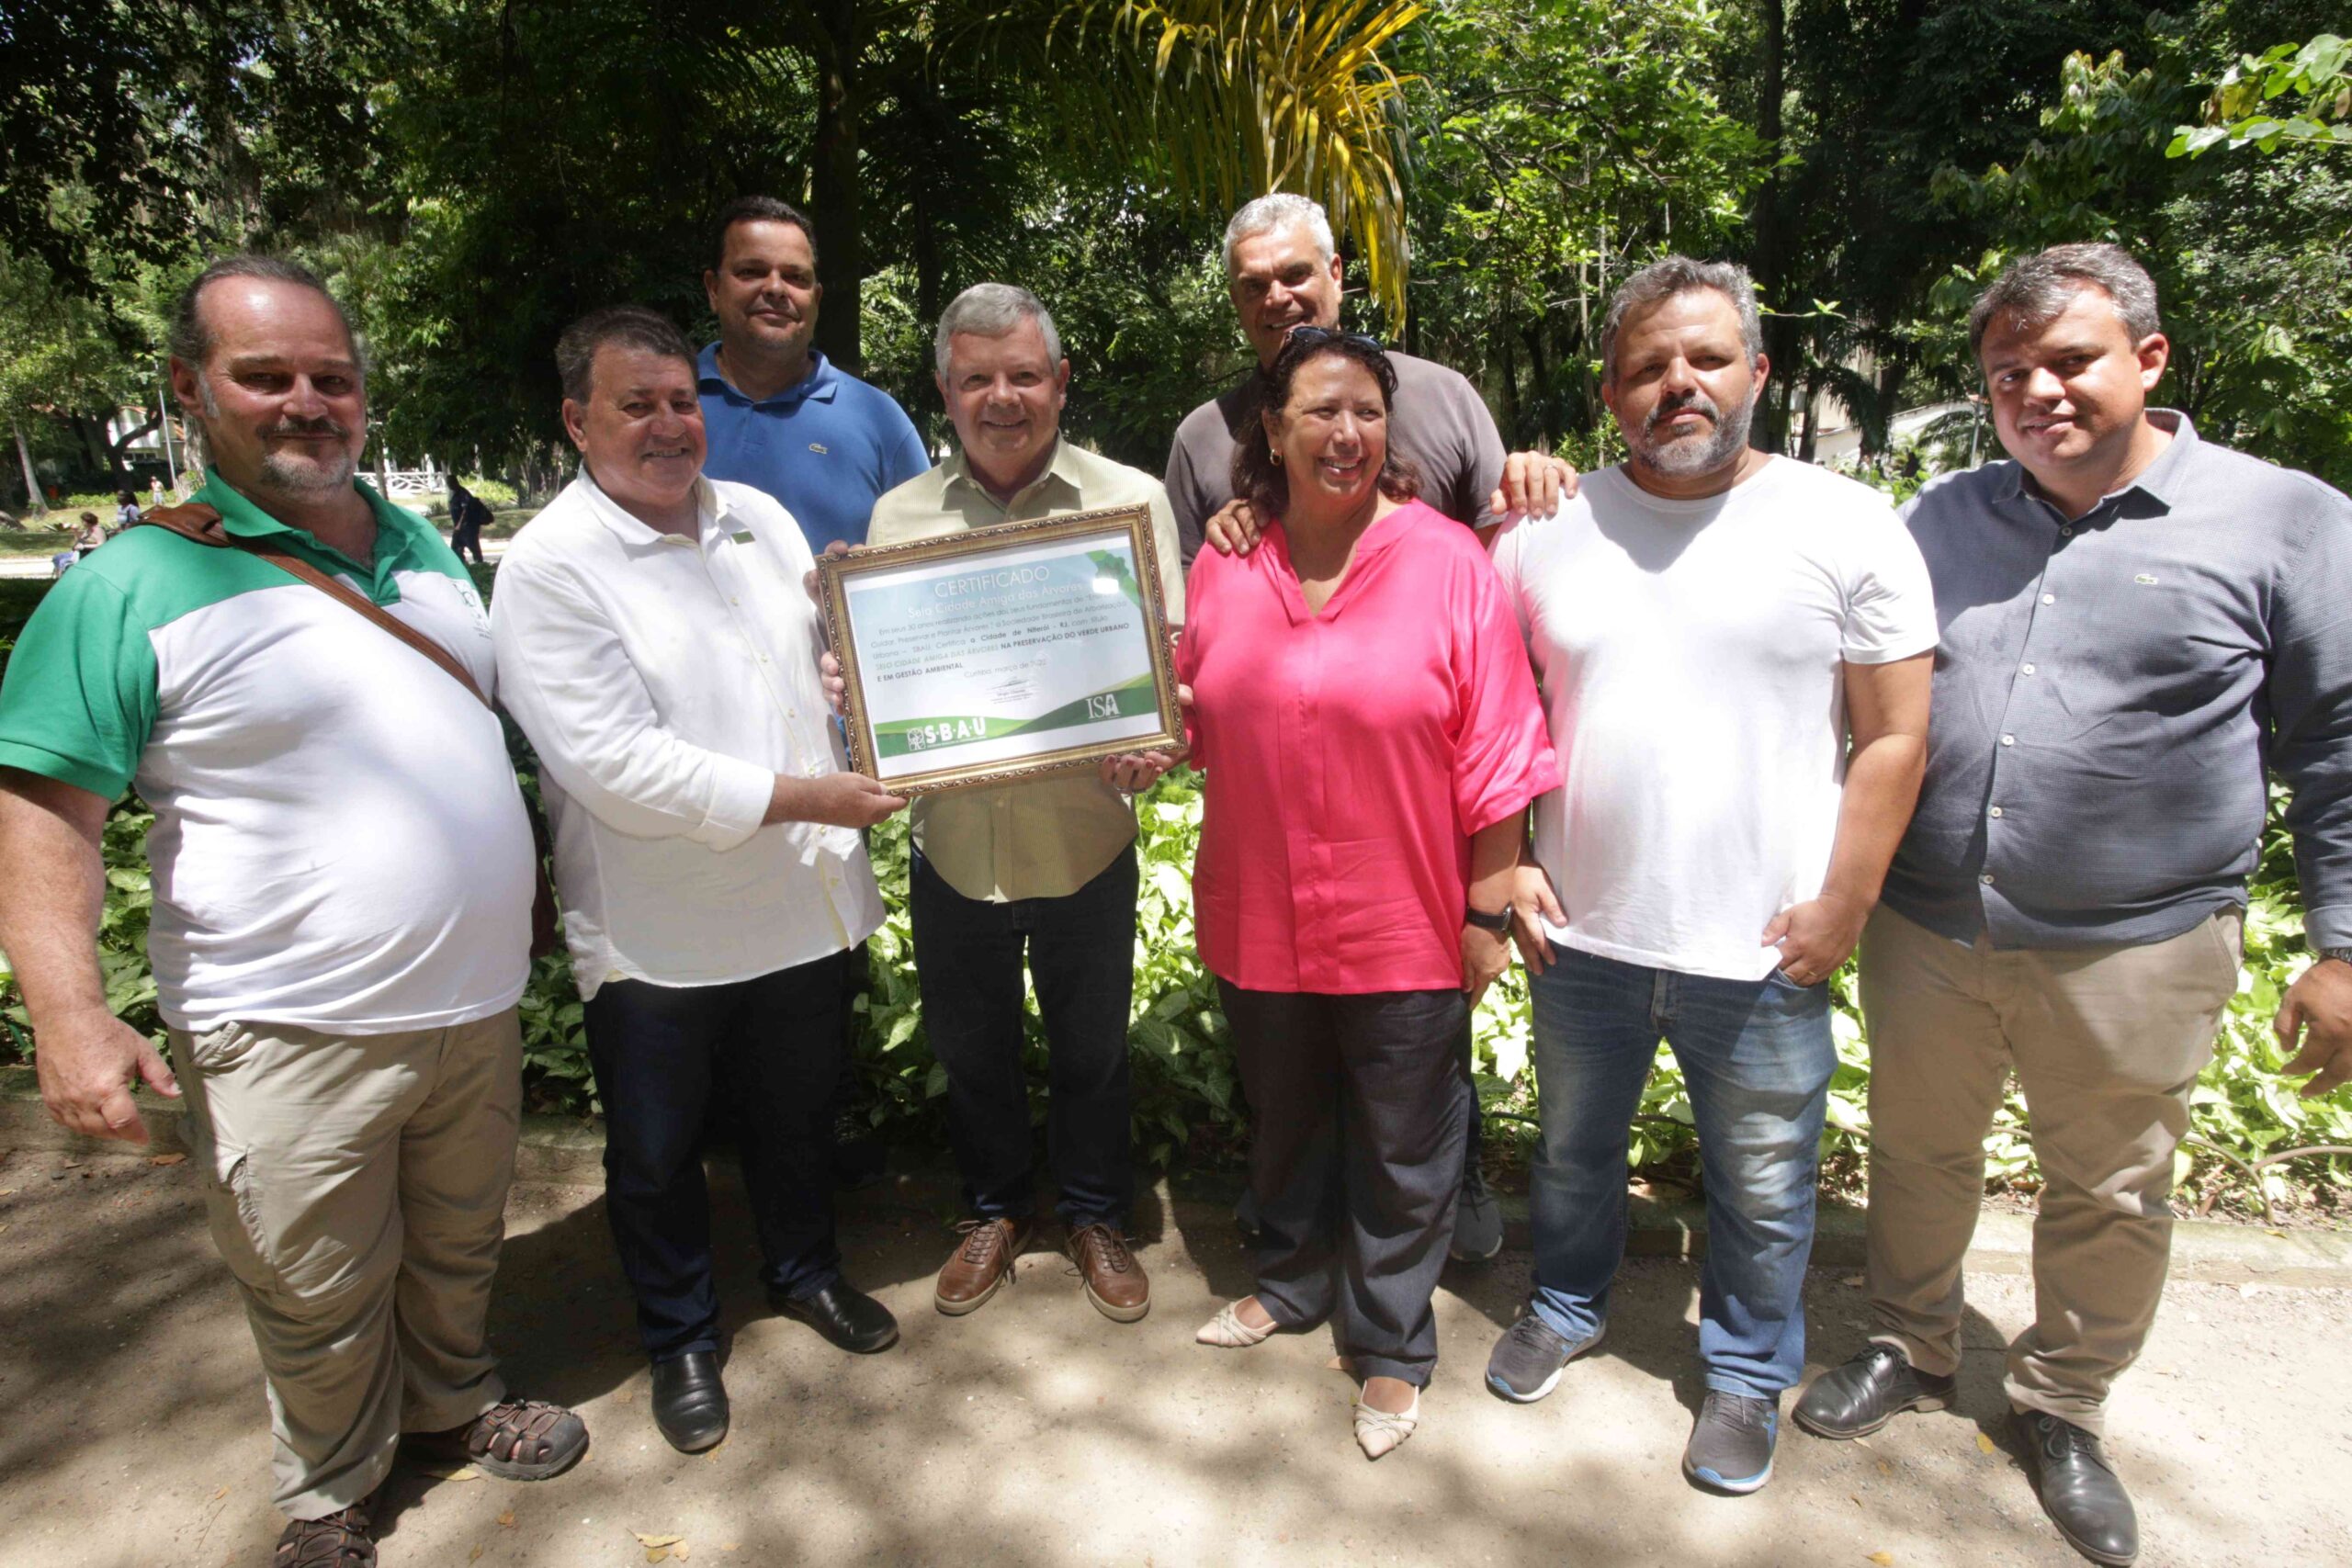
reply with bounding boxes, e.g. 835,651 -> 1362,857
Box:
1178,331 -> 1560,1459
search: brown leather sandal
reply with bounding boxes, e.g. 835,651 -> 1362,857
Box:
405,1396 -> 589,1481
274,1502 -> 376,1567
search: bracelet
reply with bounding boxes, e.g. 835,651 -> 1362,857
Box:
1464,903 -> 1513,934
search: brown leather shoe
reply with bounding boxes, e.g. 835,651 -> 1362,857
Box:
275,1502 -> 376,1567
934,1216 -> 1031,1314
1068,1221 -> 1150,1322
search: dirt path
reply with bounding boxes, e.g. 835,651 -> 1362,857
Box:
3,1145 -> 2346,1568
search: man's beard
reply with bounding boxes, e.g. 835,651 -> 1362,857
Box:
1629,383 -> 1759,479
259,435 -> 358,493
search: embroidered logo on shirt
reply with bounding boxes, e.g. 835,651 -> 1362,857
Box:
808,442 -> 830,455
2135,573 -> 2158,585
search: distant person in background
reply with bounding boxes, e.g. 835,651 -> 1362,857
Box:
74,513 -> 108,553
113,491 -> 141,529
148,475 -> 165,511
447,475 -> 492,565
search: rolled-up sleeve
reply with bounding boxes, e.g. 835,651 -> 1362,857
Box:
490,557 -> 773,851
1450,555 -> 1560,836
2270,493 -> 2352,950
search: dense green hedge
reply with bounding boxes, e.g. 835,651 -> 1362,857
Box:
3,575 -> 2347,1211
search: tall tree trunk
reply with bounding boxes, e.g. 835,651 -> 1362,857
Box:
807,0 -> 864,375
1750,0 -> 1790,452
15,421 -> 45,516
1796,363 -> 1825,462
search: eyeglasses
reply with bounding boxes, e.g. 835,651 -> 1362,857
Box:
1285,325 -> 1385,352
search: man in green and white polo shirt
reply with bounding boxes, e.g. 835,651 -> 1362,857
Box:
0,256 -> 585,1568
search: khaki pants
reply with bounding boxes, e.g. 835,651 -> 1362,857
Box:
168,1010 -> 522,1518
1857,906 -> 2240,1436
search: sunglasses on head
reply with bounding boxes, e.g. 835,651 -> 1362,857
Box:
1286,325 -> 1384,352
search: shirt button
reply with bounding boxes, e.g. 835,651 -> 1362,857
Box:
2000,734 -> 2015,746
2020,662 -> 2036,675
758,654 -> 770,663
1989,806 -> 2004,818
1981,873 -> 1996,886
2041,593 -> 2055,604
2060,527 -> 2074,537
731,596 -> 741,605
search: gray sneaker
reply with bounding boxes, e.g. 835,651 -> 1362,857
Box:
1485,1312 -> 1606,1403
1449,1158 -> 1504,1262
1683,1391 -> 1780,1495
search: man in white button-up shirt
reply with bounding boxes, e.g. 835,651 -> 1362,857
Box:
492,307 -> 906,1457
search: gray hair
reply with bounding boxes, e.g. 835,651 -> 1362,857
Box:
555,305 -> 695,405
1222,194 -> 1336,276
1599,256 -> 1764,384
168,254 -> 360,373
1968,243 -> 2162,358
933,283 -> 1063,378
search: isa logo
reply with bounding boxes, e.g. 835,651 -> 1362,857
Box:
1087,694 -> 1123,719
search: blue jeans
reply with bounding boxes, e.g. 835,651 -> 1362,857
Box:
1528,947 -> 1836,1400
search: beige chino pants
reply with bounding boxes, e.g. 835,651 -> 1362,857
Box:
1856,906 -> 2241,1436
166,1010 -> 522,1518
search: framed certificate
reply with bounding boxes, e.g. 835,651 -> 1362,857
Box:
817,504 -> 1184,794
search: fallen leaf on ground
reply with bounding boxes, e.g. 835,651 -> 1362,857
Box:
1975,1433 -> 1997,1455
632,1533 -> 684,1549
497,1509 -> 515,1529
615,1390 -> 633,1404
415,1463 -> 480,1481
1869,1553 -> 1895,1565
720,1545 -> 740,1554
2267,1228 -> 2287,1238
149,1153 -> 187,1167
212,1484 -> 230,1499
0,1188 -> 17,1196
1875,1460 -> 1892,1475
469,1547 -> 483,1562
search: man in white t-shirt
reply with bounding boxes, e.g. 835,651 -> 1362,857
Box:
1483,257 -> 1936,1496
493,308 -> 909,1458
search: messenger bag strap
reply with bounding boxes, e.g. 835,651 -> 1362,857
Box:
138,502 -> 492,711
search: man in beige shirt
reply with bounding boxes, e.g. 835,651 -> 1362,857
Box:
866,284 -> 1180,1324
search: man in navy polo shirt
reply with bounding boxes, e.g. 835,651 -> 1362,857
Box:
697,195 -> 931,551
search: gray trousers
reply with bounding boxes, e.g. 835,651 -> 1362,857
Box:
1220,981 -> 1470,1387
168,1010 -> 521,1517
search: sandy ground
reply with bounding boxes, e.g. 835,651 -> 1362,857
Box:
2,1145 -> 2347,1568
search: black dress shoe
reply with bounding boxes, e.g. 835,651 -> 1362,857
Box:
773,1278 -> 899,1353
1793,1344 -> 1957,1438
650,1351 -> 729,1453
2018,1410 -> 2139,1566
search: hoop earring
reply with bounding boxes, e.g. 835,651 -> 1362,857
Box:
1271,446 -> 1283,466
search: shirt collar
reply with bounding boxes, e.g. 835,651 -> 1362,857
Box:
192,467 -> 420,573
696,341 -> 840,409
1996,408 -> 2196,511
939,435 -> 1084,515
574,469 -> 729,547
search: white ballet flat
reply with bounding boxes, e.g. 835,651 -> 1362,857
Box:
1353,1387 -> 1421,1460
1195,1301 -> 1277,1348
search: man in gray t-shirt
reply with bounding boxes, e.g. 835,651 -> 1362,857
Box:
1168,194 -> 1576,1266
1164,195 -> 1567,569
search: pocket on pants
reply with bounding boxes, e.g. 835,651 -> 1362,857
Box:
186,1020 -> 259,1074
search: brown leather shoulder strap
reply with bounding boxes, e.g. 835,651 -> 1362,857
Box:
134,502 -> 230,545
132,502 -> 492,712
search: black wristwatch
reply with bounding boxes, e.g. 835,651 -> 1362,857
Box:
1465,903 -> 1513,934
2319,947 -> 2352,967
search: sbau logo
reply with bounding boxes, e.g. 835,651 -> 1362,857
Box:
1087,694 -> 1122,719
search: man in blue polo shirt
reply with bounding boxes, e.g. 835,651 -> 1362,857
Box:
697,195 -> 931,550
